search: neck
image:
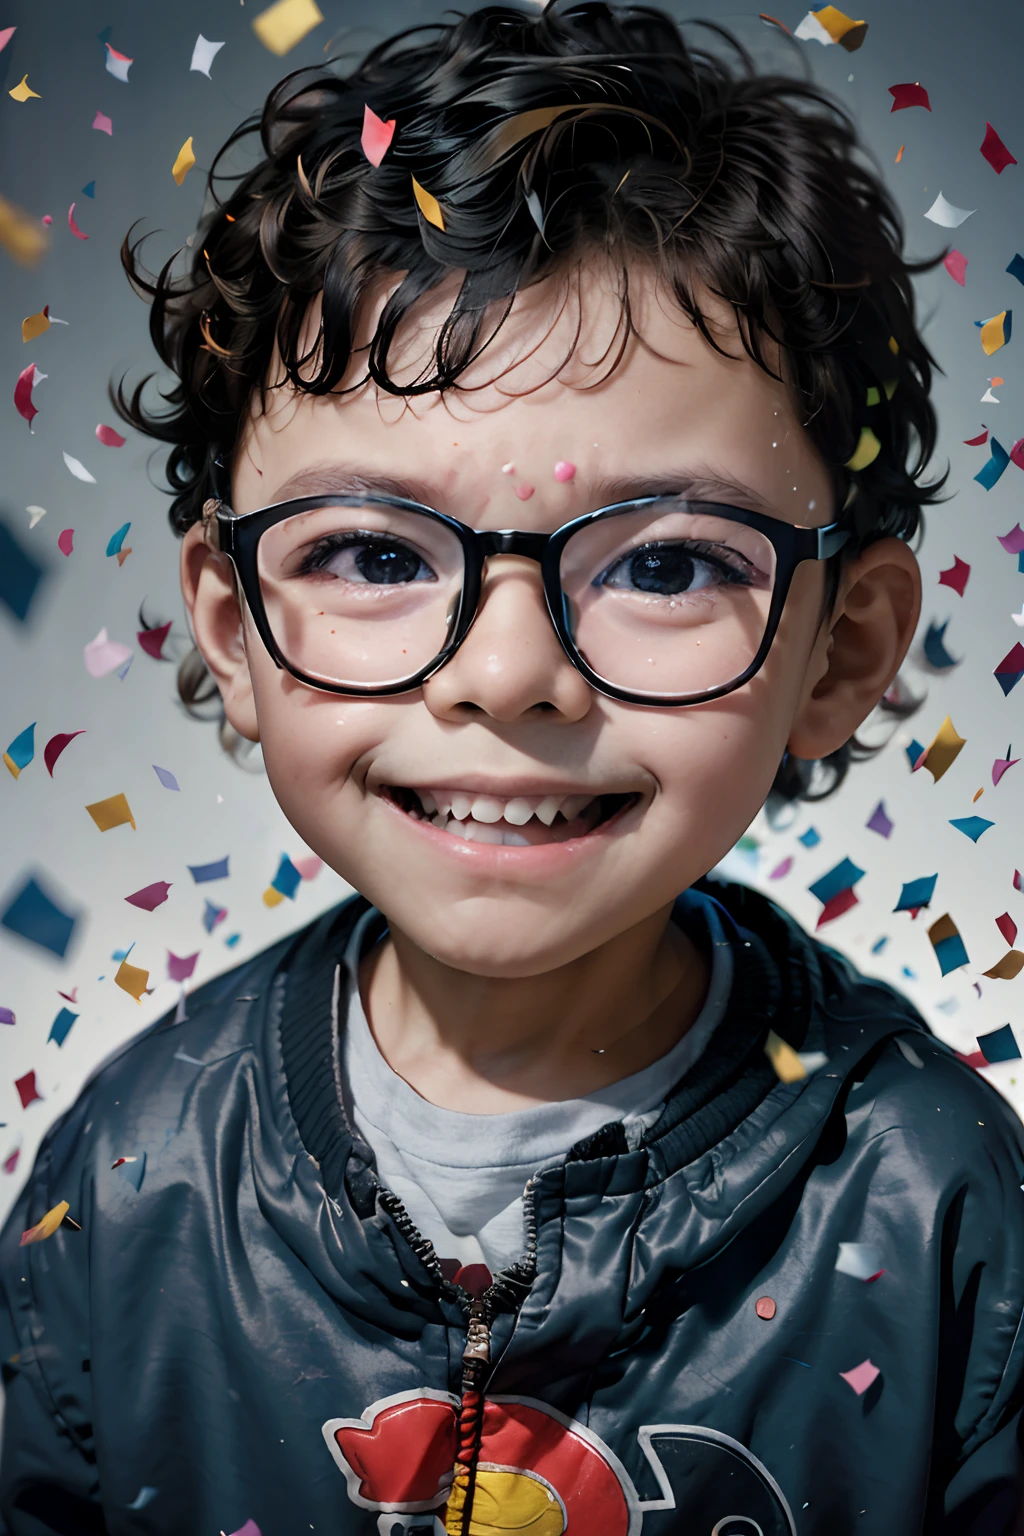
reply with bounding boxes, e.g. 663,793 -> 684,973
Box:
357,902 -> 711,1113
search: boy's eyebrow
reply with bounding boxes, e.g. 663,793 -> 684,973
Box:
267,463 -> 784,518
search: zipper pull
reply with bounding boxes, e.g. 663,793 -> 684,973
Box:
462,1310 -> 491,1370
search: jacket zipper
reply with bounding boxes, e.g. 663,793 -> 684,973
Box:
375,1179 -> 539,1536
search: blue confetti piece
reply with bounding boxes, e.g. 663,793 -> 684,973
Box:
48,1007 -> 78,1047
0,873 -> 79,958
0,517 -> 48,623
117,653 -> 133,681
922,619 -> 960,670
894,873 -> 937,912
797,827 -> 820,848
152,764 -> 180,791
270,854 -> 301,900
979,1024 -> 1021,1063
127,1488 -> 158,1511
105,522 -> 131,557
82,180 -> 96,198
871,936 -> 889,954
4,721 -> 36,775
1009,254 -> 1024,287
202,899 -> 227,933
933,933 -> 970,976
808,857 -> 865,906
224,932 -> 241,947
901,965 -> 916,979
189,856 -> 229,884
906,738 -> 925,769
949,816 -> 994,843
1018,550 -> 1024,574
975,438 -> 1010,490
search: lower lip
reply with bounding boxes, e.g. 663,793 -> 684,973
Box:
377,794 -> 643,875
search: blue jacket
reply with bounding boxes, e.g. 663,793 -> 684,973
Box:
2,878 -> 1024,1536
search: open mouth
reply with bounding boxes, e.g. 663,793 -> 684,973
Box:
380,786 -> 640,847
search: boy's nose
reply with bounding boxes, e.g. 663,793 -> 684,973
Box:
422,555 -> 593,723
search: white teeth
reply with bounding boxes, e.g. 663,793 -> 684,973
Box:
501,830 -> 531,846
419,790 -> 437,816
561,794 -> 593,822
534,795 -> 562,826
503,797 -> 536,826
450,792 -> 474,821
433,793 -> 453,817
463,820 -> 504,844
470,795 -> 505,824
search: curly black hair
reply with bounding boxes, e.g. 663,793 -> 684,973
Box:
118,0 -> 945,801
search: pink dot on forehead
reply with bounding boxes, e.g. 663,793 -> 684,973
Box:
514,484 -> 535,501
501,462 -> 515,475
553,460 -> 576,482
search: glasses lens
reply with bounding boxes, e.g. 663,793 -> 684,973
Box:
558,503 -> 777,697
256,502 -> 465,687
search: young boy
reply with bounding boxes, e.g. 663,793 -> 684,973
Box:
3,5 -> 1023,1533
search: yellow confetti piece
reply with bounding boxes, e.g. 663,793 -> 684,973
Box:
252,0 -> 323,56
85,791 -> 136,832
865,385 -> 880,406
9,74 -> 40,102
765,1029 -> 807,1084
263,885 -> 285,907
846,426 -> 881,471
3,752 -> 20,779
20,1201 -> 69,1247
813,5 -> 867,49
883,377 -> 898,399
887,335 -> 900,354
973,787 -> 984,802
983,950 -> 1024,980
115,957 -> 150,1003
922,714 -> 966,783
22,307 -> 50,343
412,175 -> 445,231
0,194 -> 48,266
980,310 -> 1009,356
172,137 -> 196,186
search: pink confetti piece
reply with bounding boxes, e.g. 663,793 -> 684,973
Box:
360,104 -> 396,168
292,854 -> 323,880
227,1521 -> 262,1536
553,460 -> 576,482
167,949 -> 199,982
67,203 -> 88,241
92,109 -> 113,135
839,1358 -> 880,1395
3,1147 -> 20,1175
963,427 -> 989,446
44,731 -> 85,775
998,523 -> 1024,555
14,362 -> 41,426
137,620 -> 172,659
514,484 -> 535,501
993,753 -> 1019,786
0,26 -> 15,53
84,626 -> 132,678
943,249 -> 967,286
57,528 -> 74,556
125,881 -> 172,912
769,857 -> 793,880
981,121 -> 1017,175
96,423 -> 126,447
41,214 -> 52,225
1011,439 -> 1024,472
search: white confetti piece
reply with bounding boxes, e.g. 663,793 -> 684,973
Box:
63,451 -> 96,484
924,192 -> 975,229
190,34 -> 225,75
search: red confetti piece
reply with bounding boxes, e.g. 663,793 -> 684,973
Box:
137,620 -> 172,659
57,987 -> 78,1003
980,122 -> 1017,175
3,1147 -> 20,1175
15,1070 -> 42,1109
955,1049 -> 988,1071
44,730 -> 85,775
758,13 -> 792,33
57,528 -> 74,556
14,362 -> 40,426
124,880 -> 172,912
92,109 -> 112,135
96,423 -> 126,447
963,427 -> 989,446
937,556 -> 970,597
1011,439 -> 1024,472
997,912 -> 1018,947
816,887 -> 859,928
1015,870 -> 1023,893
943,249 -> 967,286
895,145 -> 904,164
67,202 -> 88,240
755,1295 -> 777,1319
360,103 -> 396,168
888,82 -> 931,112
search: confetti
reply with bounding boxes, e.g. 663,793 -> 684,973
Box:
992,749 -> 1019,785
998,523 -> 1024,554
755,1296 -> 777,1319
845,425 -> 880,470
85,792 -> 136,833
978,1024 -> 1021,1063
981,122 -> 1017,175
115,957 -> 149,1003
794,5 -> 867,49
4,721 -> 35,778
977,310 -> 1011,354
167,949 -> 199,982
269,853 -> 301,899
949,815 -> 993,843
553,461 -> 577,482
113,1151 -> 146,1190
19,1200 -> 70,1246
92,110 -> 113,135
153,764 -> 180,791
203,900 -> 228,933
769,856 -> 793,879
888,82 -> 930,112
922,617 -> 962,669
928,913 -> 969,975
1012,440 -> 1024,472
514,484 -> 535,501
125,881 -> 172,912
127,1488 -> 158,1512
1,874 -> 78,958
938,556 -> 970,596
104,42 -> 132,82
21,306 -> 50,342
14,363 -> 44,428
190,35 -> 225,76
0,1006 -> 14,1025
983,951 -> 1024,980
138,620 -> 172,659
67,203 -> 89,241
84,627 -> 132,677
835,1242 -> 885,1280
252,0 -> 324,55
1008,253 -> 1024,287
82,181 -> 96,199
48,1007 -> 78,1047
994,643 -> 1024,696
943,249 -> 967,286
96,423 -> 126,447
27,505 -> 46,528
227,1521 -> 262,1536
106,523 -> 131,558
921,716 -> 965,781
840,1359 -> 880,1396
924,193 -> 975,229
765,1029 -> 806,1082
894,874 -> 937,913
172,138 -> 196,186
8,75 -> 40,102
412,175 -> 445,231
975,437 -> 1010,489
866,801 -> 893,838
797,827 -> 820,848
0,194 -> 47,265
895,1037 -> 923,1068
188,856 -> 229,883
63,450 -> 96,483
292,854 -> 323,880
14,1069 -> 42,1108
0,26 -> 15,52
963,427 -> 988,446
361,103 -> 396,167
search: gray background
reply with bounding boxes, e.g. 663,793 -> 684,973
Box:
1,0 -> 1022,1228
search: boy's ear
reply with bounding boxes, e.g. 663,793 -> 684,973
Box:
179,522 -> 260,743
786,535 -> 922,763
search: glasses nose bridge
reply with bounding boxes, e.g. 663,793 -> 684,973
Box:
475,528 -> 550,563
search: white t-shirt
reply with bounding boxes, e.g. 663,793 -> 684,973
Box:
338,899 -> 733,1275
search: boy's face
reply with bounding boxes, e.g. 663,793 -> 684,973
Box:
183,263 -> 918,977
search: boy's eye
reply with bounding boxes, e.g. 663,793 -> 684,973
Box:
596,541 -> 757,597
297,532 -> 438,585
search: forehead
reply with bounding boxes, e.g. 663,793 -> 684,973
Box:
239,259 -> 833,525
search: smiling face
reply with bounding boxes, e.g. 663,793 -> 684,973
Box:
182,262 -> 881,979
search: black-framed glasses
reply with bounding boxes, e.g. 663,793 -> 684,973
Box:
202,484 -> 849,708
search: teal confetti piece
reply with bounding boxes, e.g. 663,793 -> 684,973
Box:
105,522 -> 131,557
4,721 -> 35,776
